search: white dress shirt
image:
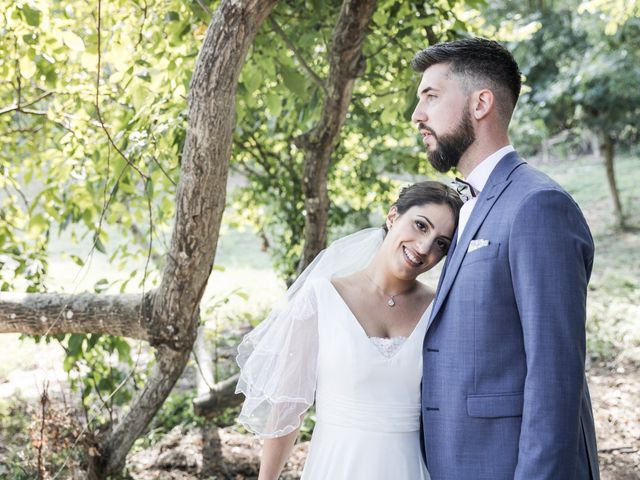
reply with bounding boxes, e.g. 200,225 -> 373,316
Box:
457,145 -> 515,240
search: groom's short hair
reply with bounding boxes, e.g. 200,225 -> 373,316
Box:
411,38 -> 522,126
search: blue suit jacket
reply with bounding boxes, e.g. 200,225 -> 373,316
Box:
422,152 -> 600,479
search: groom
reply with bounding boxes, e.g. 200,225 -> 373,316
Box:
412,38 -> 600,479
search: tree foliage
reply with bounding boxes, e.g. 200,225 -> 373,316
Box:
0,0 -> 205,293
466,0 -> 639,228
230,0 -> 471,279
2,0 -> 280,476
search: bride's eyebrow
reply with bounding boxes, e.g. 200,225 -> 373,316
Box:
418,214 -> 453,242
417,215 -> 434,229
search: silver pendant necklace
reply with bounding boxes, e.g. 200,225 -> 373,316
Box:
364,272 -> 415,308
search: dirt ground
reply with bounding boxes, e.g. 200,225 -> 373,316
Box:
123,361 -> 640,480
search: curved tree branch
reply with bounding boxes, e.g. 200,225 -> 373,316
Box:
295,0 -> 377,274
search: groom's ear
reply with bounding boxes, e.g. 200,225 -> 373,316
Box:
386,206 -> 399,229
471,88 -> 494,121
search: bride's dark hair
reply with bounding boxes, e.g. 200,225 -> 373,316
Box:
382,181 -> 463,233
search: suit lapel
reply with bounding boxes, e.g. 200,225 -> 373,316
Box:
427,152 -> 526,330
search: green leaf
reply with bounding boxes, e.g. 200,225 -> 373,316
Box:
265,93 -> 282,116
21,4 -> 42,27
87,334 -> 101,349
68,334 -> 85,356
234,291 -> 249,301
94,278 -> 109,293
93,233 -> 107,254
62,31 -> 85,52
165,11 -> 180,22
116,340 -> 131,361
243,68 -> 262,95
281,66 -> 307,98
63,355 -> 76,372
70,254 -> 85,266
19,57 -> 37,80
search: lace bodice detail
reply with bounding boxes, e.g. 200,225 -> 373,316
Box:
369,336 -> 408,358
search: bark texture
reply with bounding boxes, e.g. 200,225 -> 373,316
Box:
295,0 -> 377,275
0,292 -> 150,339
94,0 -> 279,476
193,373 -> 243,418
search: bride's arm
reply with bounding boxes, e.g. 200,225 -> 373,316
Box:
258,424 -> 301,480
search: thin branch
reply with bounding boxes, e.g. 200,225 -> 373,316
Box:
233,154 -> 264,178
269,17 -> 326,92
243,137 -> 272,174
4,177 -> 30,209
0,105 -> 48,116
15,36 -> 21,108
195,0 -> 213,18
351,87 -> 402,103
140,179 -> 154,313
37,382 -> 48,479
191,346 -> 214,391
134,0 -> 149,49
0,125 -> 42,135
94,0 -> 148,182
148,131 -> 178,186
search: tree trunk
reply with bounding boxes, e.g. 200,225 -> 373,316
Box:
96,0 -> 279,475
599,131 -> 626,230
295,0 -> 377,275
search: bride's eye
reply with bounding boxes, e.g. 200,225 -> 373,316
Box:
415,220 -> 427,231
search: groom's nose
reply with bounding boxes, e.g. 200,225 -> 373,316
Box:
411,103 -> 425,124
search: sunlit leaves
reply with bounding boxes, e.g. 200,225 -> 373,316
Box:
1,0 -> 194,296
227,0 -> 461,278
61,30 -> 85,51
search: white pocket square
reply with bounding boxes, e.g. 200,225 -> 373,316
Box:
468,239 -> 490,253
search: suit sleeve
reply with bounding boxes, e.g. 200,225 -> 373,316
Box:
509,188 -> 594,479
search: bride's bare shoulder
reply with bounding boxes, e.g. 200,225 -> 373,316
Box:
416,281 -> 436,304
330,272 -> 362,295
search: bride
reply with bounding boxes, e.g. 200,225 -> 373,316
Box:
236,181 -> 462,479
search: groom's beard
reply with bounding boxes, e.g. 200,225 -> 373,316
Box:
423,109 -> 475,173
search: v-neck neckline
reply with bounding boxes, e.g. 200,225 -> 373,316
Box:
324,278 -> 431,359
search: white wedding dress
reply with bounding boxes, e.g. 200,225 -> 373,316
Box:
236,274 -> 431,480
302,278 -> 431,479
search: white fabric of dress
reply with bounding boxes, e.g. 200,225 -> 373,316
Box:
299,278 -> 431,480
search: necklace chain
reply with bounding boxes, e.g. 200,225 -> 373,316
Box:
363,272 -> 416,308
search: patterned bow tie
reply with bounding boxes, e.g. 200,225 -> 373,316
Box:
451,177 -> 478,203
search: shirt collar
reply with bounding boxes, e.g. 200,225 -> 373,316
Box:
465,145 -> 514,193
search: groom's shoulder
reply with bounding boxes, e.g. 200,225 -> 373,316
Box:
509,154 -> 568,195
507,155 -> 588,220
499,153 -> 590,221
